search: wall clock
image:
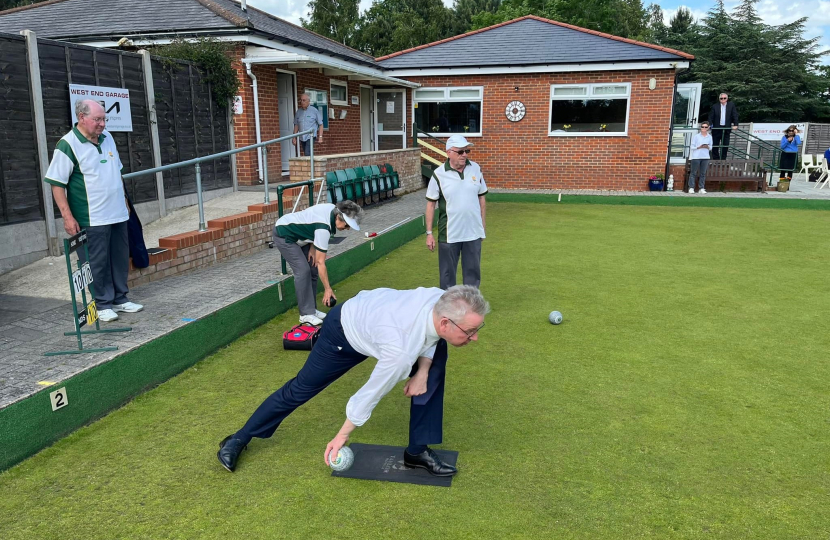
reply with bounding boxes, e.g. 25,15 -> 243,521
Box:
505,101 -> 526,122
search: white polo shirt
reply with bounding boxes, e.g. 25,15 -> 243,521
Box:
43,127 -> 128,228
341,287 -> 443,426
275,203 -> 336,252
426,160 -> 487,243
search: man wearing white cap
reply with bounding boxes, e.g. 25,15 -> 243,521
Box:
273,200 -> 363,325
425,135 -> 488,290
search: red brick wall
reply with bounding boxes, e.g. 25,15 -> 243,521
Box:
406,70 -> 675,191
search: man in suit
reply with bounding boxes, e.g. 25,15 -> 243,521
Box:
707,93 -> 739,160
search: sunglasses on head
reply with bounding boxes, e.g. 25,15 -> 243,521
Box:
450,148 -> 471,155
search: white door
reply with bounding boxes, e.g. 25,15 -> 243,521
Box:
670,83 -> 702,163
374,89 -> 406,150
277,72 -> 296,173
360,86 -> 374,152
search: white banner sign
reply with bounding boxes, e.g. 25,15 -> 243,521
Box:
69,84 -> 133,132
750,123 -> 806,141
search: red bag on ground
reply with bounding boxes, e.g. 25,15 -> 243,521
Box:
283,324 -> 320,351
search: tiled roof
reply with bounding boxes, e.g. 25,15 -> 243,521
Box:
378,16 -> 693,69
0,0 -> 376,66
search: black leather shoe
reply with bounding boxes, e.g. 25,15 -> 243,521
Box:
217,435 -> 247,472
403,447 -> 458,477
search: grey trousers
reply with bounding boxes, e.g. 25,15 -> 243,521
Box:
438,239 -> 482,290
80,221 -> 130,310
689,159 -> 709,190
273,230 -> 318,316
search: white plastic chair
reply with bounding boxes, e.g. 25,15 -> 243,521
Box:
799,153 -> 818,177
815,157 -> 830,189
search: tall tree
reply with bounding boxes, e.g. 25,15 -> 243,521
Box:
650,0 -> 830,122
452,0 -> 501,34
353,0 -> 455,57
470,0 -> 651,40
300,0 -> 360,46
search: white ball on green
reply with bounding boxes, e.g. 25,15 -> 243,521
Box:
329,446 -> 354,471
549,311 -> 563,325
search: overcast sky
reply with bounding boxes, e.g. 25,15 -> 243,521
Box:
259,0 -> 829,62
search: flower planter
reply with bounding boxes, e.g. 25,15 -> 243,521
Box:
648,180 -> 664,191
777,180 -> 790,192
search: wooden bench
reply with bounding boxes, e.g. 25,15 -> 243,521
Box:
684,159 -> 767,192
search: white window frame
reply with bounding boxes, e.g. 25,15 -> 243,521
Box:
305,88 -> 329,130
330,79 -> 348,107
413,86 -> 484,137
548,83 -> 631,137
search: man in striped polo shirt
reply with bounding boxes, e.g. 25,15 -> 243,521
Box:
274,200 -> 363,325
425,135 -> 487,290
44,100 -> 143,323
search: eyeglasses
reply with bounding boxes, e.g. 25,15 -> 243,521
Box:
700,125 -> 710,129
450,148 -> 472,155
447,317 -> 484,340
719,97 -> 728,101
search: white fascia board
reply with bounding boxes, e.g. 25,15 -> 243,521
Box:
383,61 -> 690,77
242,36 -> 419,88
76,32 -> 244,48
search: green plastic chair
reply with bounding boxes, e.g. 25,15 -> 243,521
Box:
325,171 -> 339,203
361,166 -> 377,204
384,163 -> 400,191
344,169 -> 359,202
369,165 -> 385,200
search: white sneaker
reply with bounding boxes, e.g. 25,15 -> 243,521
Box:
699,189 -> 707,194
113,302 -> 143,313
98,309 -> 119,322
688,188 -> 695,194
299,315 -> 324,326
315,310 -> 327,320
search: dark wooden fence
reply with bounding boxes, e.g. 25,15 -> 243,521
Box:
0,32 -> 231,226
0,34 -> 42,225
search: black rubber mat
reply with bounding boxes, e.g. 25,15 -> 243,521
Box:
331,443 -> 458,487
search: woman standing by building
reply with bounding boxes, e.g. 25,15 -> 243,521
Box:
778,125 -> 801,184
688,122 -> 713,194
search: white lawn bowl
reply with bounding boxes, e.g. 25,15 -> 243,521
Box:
549,311 -> 563,325
329,446 -> 355,472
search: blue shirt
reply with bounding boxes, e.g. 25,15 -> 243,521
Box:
780,134 -> 801,152
824,148 -> 830,163
294,105 -> 323,142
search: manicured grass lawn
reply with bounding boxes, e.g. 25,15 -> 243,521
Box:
2,202 -> 829,539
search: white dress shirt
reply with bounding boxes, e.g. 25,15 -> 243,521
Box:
341,287 -> 443,426
720,104 -> 726,126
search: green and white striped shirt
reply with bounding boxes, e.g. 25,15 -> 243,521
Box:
43,126 -> 128,228
275,203 -> 337,252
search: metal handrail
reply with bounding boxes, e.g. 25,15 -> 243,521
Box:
123,129 -> 316,231
672,126 -> 795,174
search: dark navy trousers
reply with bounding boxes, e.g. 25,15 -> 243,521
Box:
234,303 -> 448,447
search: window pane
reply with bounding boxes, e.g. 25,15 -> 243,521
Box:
593,85 -> 628,96
550,98 -> 628,133
553,86 -> 587,96
449,89 -> 481,99
415,101 -> 481,134
414,89 -> 445,100
331,83 -> 347,102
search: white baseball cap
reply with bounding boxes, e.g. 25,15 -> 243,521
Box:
445,135 -> 474,151
341,213 -> 360,231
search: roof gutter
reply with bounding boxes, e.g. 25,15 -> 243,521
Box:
244,60 -> 263,183
241,53 -> 420,88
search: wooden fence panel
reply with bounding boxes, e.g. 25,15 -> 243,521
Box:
0,33 -> 232,229
0,35 -> 42,225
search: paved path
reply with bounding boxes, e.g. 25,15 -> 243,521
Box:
0,190 -> 427,409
